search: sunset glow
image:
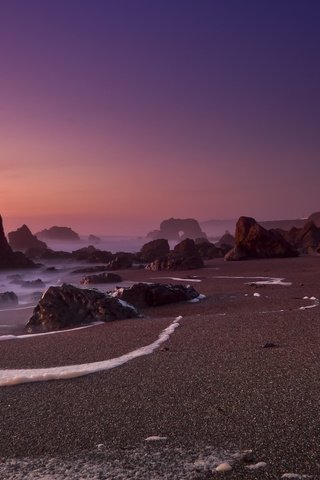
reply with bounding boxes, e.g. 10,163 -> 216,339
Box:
1,1 -> 320,235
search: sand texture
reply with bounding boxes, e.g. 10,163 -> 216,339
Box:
0,256 -> 320,479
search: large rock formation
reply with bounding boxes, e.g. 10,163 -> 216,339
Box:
0,292 -> 18,307
72,246 -> 113,263
146,238 -> 204,271
147,218 -> 207,241
0,216 -> 36,269
36,226 -> 80,241
137,239 -> 170,263
111,282 -> 200,308
277,221 -> 320,254
306,212 -> 320,228
8,224 -> 47,252
225,216 -> 298,261
194,238 -> 223,259
26,284 -> 139,333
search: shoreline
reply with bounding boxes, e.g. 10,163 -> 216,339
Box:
0,256 -> 320,478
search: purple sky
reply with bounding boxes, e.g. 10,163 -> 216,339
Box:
1,0 -> 320,234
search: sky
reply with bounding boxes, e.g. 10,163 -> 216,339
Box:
1,0 -> 320,235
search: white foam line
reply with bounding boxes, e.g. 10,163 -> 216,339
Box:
211,276 -> 292,286
151,276 -> 202,283
0,322 -> 104,342
0,317 -> 181,387
299,296 -> 319,310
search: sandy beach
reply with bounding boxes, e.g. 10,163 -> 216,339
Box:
1,256 -> 320,479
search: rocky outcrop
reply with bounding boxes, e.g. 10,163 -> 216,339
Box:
147,218 -> 207,241
0,216 -> 36,270
88,234 -> 101,243
105,253 -> 133,270
36,226 -> 80,241
277,221 -> 320,254
26,284 -> 139,333
72,246 -> 113,263
146,238 -> 204,271
8,225 -> 48,253
194,238 -> 223,259
225,216 -> 298,261
138,239 -> 170,262
307,211 -> 320,227
80,272 -> 122,285
0,292 -> 18,307
111,282 -> 200,308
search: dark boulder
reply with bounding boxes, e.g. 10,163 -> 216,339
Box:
0,291 -> 18,307
216,231 -> 235,249
278,221 -> 320,254
0,216 -> 36,270
111,282 -> 200,308
72,246 -> 113,263
20,279 -> 46,289
106,253 -> 133,270
194,238 -> 223,259
138,239 -> 170,263
72,266 -> 112,274
225,216 -> 298,261
8,224 -> 48,252
26,284 -> 139,333
146,238 -> 204,271
88,234 -> 101,243
80,272 -> 122,285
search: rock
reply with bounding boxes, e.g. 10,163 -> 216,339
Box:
39,249 -> 73,260
307,211 -> 320,227
72,246 -> 113,263
138,239 -> 170,262
216,231 -> 235,249
26,284 -> 139,332
225,216 -> 298,261
278,221 -> 320,254
80,272 -> 122,285
147,218 -> 207,241
105,253 -> 133,270
0,291 -> 18,307
194,238 -> 223,259
146,238 -> 204,271
71,266 -> 112,274
111,282 -> 199,308
36,226 -> 80,241
8,224 -> 48,252
0,215 -> 37,270
262,342 -> 279,348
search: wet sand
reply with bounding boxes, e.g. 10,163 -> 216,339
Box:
1,256 -> 320,479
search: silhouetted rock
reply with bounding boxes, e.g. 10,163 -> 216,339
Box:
72,246 -> 113,263
0,216 -> 36,270
26,284 -> 139,333
278,221 -> 320,254
225,216 -> 298,261
36,226 -> 80,241
138,239 -> 170,262
8,225 -> 48,253
105,253 -> 133,270
147,218 -> 207,240
216,231 -> 235,248
146,238 -> 204,271
194,238 -> 223,259
80,272 -> 122,285
40,249 -> 73,260
71,266 -> 112,274
111,282 -> 200,308
0,291 -> 18,307
20,279 -> 46,289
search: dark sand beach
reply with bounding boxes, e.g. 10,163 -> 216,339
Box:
1,256 -> 320,479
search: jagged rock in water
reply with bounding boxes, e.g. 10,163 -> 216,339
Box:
88,234 -> 101,243
8,224 -> 48,253
0,215 -> 36,270
20,279 -> 46,289
80,272 -> 122,285
138,239 -> 170,262
26,284 -> 139,333
0,291 -> 18,307
216,231 -> 235,249
225,216 -> 298,261
111,282 -> 200,308
105,253 -> 133,270
277,221 -> 320,254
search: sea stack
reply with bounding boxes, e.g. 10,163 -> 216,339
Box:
0,216 -> 36,269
